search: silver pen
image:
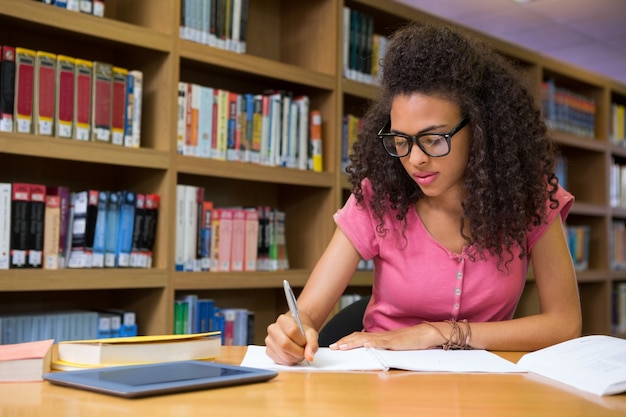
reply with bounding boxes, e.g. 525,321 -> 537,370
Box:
283,279 -> 306,336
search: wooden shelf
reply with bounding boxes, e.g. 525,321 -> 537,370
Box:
0,269 -> 168,292
176,155 -> 335,188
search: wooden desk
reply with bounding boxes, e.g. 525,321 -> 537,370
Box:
1,347 -> 625,417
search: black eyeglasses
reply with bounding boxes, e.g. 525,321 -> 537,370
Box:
377,118 -> 469,158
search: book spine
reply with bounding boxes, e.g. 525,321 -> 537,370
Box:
34,51 -> 56,136
27,184 -> 46,268
0,46 -> 16,132
67,190 -> 98,268
91,190 -> 109,267
0,183 -> 11,269
10,183 -> 30,268
140,193 -> 159,268
92,0 -> 105,17
217,208 -> 233,271
110,66 -> 128,146
73,59 -> 92,140
129,69 -> 142,148
123,70 -> 135,147
129,193 -> 145,267
209,207 -> 221,271
104,190 -> 120,267
243,207 -> 258,271
14,48 -> 36,134
200,200 -> 212,271
116,190 -> 136,267
187,83 -> 200,156
182,185 -> 198,271
46,185 -> 71,268
198,85 -> 214,158
175,184 -> 186,271
43,193 -> 61,269
230,208 -> 245,272
55,55 -> 75,138
79,0 -> 92,13
91,61 -> 113,142
226,91 -> 239,161
177,82 -> 187,154
194,186 -> 205,272
310,110 -> 323,172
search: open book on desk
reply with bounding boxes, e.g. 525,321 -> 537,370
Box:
517,335 -> 626,396
241,345 -> 521,373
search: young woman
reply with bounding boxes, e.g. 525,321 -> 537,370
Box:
265,22 -> 581,366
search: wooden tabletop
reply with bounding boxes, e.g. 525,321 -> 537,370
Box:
1,347 -> 625,417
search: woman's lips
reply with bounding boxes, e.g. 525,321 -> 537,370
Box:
414,172 -> 438,185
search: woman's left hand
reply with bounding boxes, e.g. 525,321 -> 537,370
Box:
328,323 -> 445,351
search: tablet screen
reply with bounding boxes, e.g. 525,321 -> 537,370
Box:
44,360 -> 278,398
92,361 -> 248,386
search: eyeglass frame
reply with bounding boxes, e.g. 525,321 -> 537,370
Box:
377,117 -> 469,158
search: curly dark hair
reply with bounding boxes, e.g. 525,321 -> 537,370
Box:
345,22 -> 560,266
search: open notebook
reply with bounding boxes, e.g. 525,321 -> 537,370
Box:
241,345 -> 521,373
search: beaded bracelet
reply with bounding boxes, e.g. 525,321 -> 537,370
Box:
423,319 -> 472,350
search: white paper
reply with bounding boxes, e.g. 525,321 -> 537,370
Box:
241,345 -> 521,373
517,335 -> 626,396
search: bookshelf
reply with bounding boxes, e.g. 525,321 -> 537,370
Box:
0,0 -> 624,344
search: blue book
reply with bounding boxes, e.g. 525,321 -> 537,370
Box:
116,191 -> 136,267
124,72 -> 135,147
92,190 -> 109,267
104,191 -> 120,267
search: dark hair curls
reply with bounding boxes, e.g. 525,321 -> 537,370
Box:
345,22 -> 559,266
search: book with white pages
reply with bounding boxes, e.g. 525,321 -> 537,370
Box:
241,345 -> 521,373
516,335 -> 626,396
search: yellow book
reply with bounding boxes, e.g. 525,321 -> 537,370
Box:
54,332 -> 221,368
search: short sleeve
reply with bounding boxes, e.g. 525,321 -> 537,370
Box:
527,185 -> 574,250
333,181 -> 380,260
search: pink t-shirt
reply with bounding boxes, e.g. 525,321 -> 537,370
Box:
334,180 -> 574,332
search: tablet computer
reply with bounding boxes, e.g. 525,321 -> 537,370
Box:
43,360 -> 278,398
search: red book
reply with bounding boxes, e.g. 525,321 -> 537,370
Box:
14,48 -> 36,134
55,55 -> 75,138
0,45 -> 16,132
9,183 -> 30,268
34,51 -> 56,136
91,61 -> 112,142
110,66 -> 127,145
46,185 -> 71,268
73,59 -> 92,140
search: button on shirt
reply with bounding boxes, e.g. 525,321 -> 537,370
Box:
333,179 -> 574,332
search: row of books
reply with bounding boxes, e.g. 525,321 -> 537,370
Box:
177,82 -> 323,172
0,309 -> 137,345
341,113 -> 363,172
36,0 -> 105,17
540,79 -> 596,139
180,0 -> 249,54
610,102 -> 626,145
0,46 -> 143,147
613,282 -> 626,334
565,224 -> 590,272
342,6 -> 389,85
609,160 -> 626,209
175,184 -> 288,273
174,294 -> 253,346
0,183 -> 159,269
611,220 -> 626,271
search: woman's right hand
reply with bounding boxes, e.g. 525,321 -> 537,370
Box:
265,312 -> 319,365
